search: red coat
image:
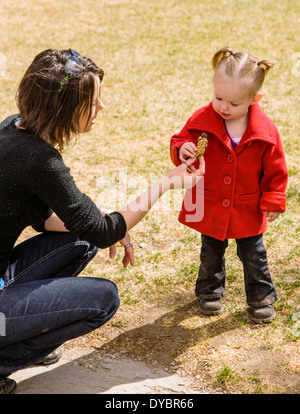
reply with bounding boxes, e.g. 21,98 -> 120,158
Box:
170,102 -> 288,241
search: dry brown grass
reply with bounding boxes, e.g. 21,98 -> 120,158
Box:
0,0 -> 299,394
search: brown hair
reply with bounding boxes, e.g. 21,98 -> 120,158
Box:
212,46 -> 274,95
16,49 -> 104,152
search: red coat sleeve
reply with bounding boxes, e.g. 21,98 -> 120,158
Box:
259,128 -> 288,213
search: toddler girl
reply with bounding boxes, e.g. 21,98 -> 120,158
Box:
170,47 -> 288,323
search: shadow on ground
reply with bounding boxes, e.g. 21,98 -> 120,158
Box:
12,300 -> 248,394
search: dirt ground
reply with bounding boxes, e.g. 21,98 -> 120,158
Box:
63,300 -> 300,394
13,230 -> 300,394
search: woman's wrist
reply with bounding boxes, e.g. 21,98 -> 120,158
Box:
157,174 -> 173,194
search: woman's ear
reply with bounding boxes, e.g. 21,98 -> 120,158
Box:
251,91 -> 263,105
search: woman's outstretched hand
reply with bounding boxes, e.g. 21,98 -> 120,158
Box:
103,156 -> 205,268
166,156 -> 205,189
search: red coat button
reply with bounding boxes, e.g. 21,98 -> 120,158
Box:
223,176 -> 232,185
222,199 -> 231,208
227,154 -> 234,163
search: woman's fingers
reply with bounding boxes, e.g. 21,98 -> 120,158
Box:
109,244 -> 117,259
122,245 -> 134,268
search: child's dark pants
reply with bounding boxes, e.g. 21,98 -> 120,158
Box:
195,234 -> 277,306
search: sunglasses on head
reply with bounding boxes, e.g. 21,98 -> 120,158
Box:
59,49 -> 83,92
65,49 -> 83,76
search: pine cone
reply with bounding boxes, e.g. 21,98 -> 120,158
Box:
196,132 -> 208,159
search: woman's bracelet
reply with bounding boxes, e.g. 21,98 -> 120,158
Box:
124,243 -> 133,249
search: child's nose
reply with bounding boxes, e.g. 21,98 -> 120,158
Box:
220,102 -> 229,111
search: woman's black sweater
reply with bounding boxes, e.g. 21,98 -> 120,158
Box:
0,115 -> 126,277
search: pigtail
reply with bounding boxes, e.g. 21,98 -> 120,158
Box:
212,46 -> 275,94
212,46 -> 234,71
257,59 -> 275,77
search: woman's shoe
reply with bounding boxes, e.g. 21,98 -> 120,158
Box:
34,348 -> 62,366
199,298 -> 223,315
250,304 -> 275,323
0,378 -> 17,394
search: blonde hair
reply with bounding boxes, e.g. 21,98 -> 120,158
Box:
212,46 -> 274,95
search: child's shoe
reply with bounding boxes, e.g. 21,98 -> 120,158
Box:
199,298 -> 223,315
250,304 -> 275,323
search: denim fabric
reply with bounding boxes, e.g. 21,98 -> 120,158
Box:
0,232 -> 120,377
195,234 -> 277,306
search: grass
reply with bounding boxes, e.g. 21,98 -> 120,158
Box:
216,365 -> 240,385
0,0 -> 299,394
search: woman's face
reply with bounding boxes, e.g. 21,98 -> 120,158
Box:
78,75 -> 104,133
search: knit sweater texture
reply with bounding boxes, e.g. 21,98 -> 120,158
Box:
0,115 -> 127,277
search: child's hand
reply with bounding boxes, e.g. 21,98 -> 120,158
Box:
266,211 -> 281,222
179,142 -> 197,163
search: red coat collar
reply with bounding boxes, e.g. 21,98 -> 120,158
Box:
188,102 -> 277,146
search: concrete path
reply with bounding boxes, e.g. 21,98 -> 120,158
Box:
11,347 -> 202,394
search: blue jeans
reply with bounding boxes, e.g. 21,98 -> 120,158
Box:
195,234 -> 277,306
0,232 -> 120,378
